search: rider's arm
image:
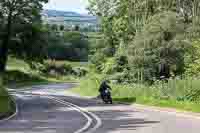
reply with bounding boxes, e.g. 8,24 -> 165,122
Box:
99,84 -> 103,92
106,84 -> 112,90
99,87 -> 101,92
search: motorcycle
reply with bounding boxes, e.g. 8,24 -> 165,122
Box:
101,88 -> 113,104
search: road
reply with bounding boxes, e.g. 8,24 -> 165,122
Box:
0,83 -> 200,133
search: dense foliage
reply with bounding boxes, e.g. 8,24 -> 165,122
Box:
0,0 -> 90,75
0,0 -> 48,74
47,31 -> 89,61
88,0 -> 200,82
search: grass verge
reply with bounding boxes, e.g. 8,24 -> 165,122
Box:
0,83 -> 12,113
71,74 -> 200,113
5,58 -> 81,89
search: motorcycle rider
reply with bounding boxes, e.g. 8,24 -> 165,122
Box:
99,80 -> 112,101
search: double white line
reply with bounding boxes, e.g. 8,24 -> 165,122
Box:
13,90 -> 102,133
47,96 -> 102,133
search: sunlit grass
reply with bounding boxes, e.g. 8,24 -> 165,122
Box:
7,57 -> 30,72
71,73 -> 103,97
71,73 -> 200,113
5,58 -> 82,88
0,78 -> 11,113
45,60 -> 88,68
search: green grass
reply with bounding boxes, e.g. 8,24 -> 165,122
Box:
5,58 -> 81,89
7,57 -> 30,72
71,73 -> 200,113
136,98 -> 200,113
0,97 -> 11,113
86,32 -> 103,39
71,74 -> 103,97
0,82 -> 12,113
45,60 -> 88,68
5,58 -> 47,87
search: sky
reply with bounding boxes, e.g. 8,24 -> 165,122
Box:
44,0 -> 89,14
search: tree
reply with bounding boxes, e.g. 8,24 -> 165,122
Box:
60,25 -> 65,31
177,0 -> 200,23
88,0 -> 120,56
128,11 -> 191,80
0,0 -> 48,74
51,24 -> 58,31
47,31 -> 89,61
88,0 -> 200,55
74,25 -> 80,31
9,24 -> 48,64
88,0 -> 200,81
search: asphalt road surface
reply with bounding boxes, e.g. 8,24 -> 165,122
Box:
0,83 -> 200,133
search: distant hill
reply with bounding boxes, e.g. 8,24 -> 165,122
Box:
42,9 -> 98,24
43,9 -> 82,17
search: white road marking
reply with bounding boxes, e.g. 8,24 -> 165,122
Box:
11,89 -> 102,133
0,96 -> 18,123
47,96 -> 92,133
47,96 -> 102,133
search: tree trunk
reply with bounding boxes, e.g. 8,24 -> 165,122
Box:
0,11 -> 12,74
0,38 -> 9,73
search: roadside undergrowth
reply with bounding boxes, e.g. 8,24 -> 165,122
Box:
71,73 -> 200,113
0,77 -> 13,113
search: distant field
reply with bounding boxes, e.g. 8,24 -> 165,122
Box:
45,60 -> 88,68
86,32 -> 103,39
5,58 -> 89,88
43,9 -> 98,24
7,57 -> 30,72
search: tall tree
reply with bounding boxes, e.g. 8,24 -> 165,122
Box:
60,25 -> 65,31
0,0 -> 48,74
88,0 -> 120,56
51,24 -> 58,31
128,11 -> 191,80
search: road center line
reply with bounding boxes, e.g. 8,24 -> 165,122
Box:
9,85 -> 102,133
16,90 -> 102,133
47,96 -> 93,133
49,96 -> 102,133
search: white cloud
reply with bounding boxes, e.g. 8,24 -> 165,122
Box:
44,0 -> 88,13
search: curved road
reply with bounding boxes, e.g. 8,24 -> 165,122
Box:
1,83 -> 200,133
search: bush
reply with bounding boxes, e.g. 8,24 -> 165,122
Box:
184,89 -> 200,102
100,55 -> 129,75
40,61 -> 88,78
47,31 -> 89,61
185,40 -> 200,76
102,58 -> 116,74
41,62 -> 73,76
90,51 -> 106,72
3,70 -> 44,85
115,55 -> 129,72
109,69 -> 136,84
72,67 -> 88,77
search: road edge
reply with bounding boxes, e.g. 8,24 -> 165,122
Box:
0,95 -> 18,123
131,103 -> 200,120
66,91 -> 200,120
